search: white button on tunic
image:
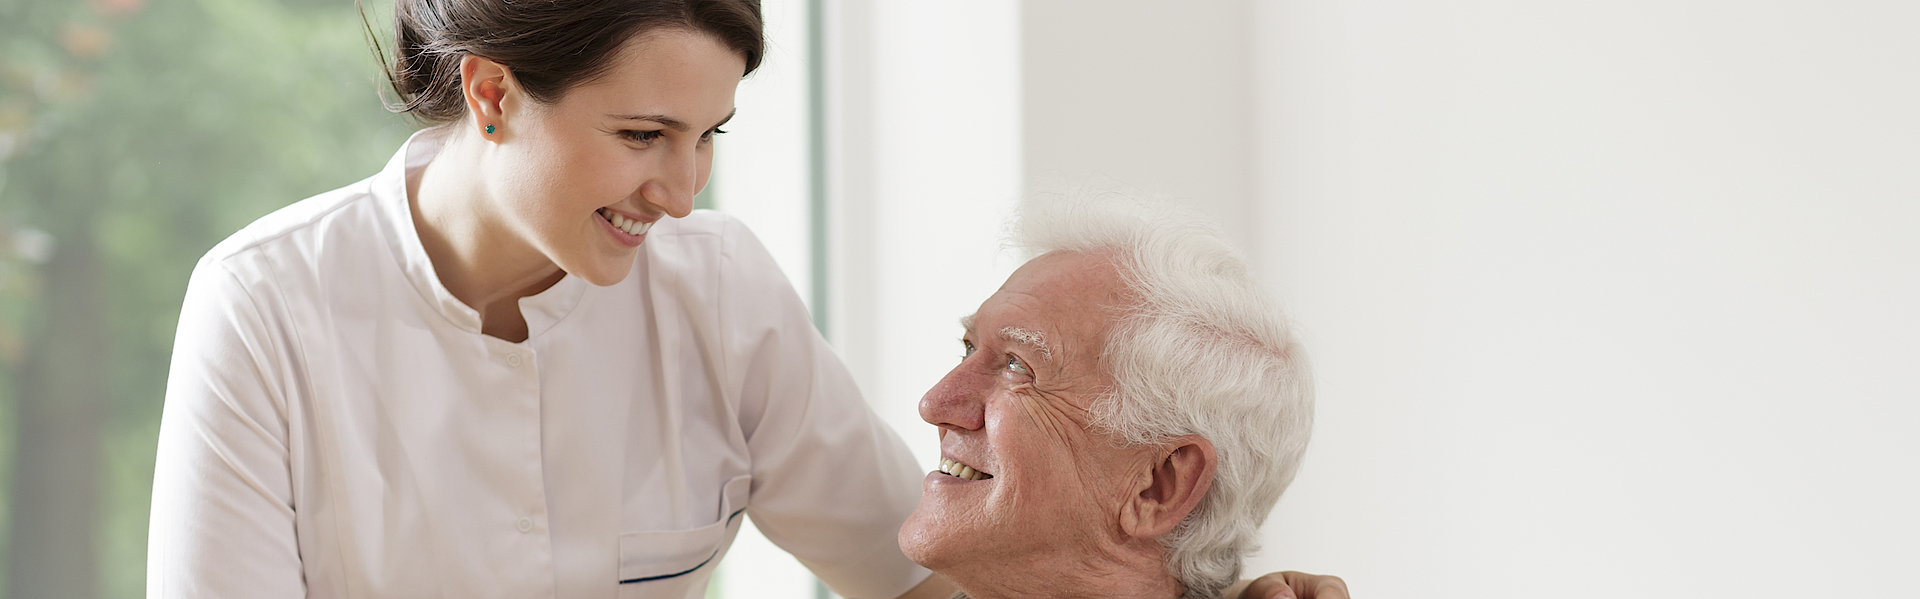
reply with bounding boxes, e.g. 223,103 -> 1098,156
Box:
148,129 -> 930,599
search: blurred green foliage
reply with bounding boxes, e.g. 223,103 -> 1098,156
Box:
0,0 -> 412,595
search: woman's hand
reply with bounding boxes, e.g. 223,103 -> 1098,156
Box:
1231,571 -> 1350,599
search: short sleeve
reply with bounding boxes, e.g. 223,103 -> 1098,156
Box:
715,218 -> 932,599
147,256 -> 306,598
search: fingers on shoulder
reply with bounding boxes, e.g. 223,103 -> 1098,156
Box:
1283,571 -> 1350,599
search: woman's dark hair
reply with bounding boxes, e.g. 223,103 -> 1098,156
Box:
367,0 -> 763,124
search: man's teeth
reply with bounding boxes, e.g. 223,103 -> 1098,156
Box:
600,208 -> 654,236
938,457 -> 992,481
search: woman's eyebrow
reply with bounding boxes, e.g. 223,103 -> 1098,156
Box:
607,108 -> 737,132
608,114 -> 689,131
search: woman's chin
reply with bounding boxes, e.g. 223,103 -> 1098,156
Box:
567,254 -> 638,287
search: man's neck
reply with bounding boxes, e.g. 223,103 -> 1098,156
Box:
940,544 -> 1185,599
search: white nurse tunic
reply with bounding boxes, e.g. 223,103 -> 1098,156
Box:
148,128 -> 930,599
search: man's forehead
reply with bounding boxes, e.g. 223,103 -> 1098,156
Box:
963,252 -> 1126,360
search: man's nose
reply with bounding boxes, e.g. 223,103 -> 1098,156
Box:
918,366 -> 986,432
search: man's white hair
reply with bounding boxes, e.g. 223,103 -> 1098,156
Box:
1009,187 -> 1314,599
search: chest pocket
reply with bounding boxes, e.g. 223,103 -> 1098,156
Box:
617,475 -> 751,597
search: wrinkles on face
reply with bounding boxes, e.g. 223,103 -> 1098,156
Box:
1012,387 -> 1086,457
1004,384 -> 1139,525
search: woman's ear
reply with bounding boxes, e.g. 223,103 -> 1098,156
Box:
1118,436 -> 1217,540
460,54 -> 513,138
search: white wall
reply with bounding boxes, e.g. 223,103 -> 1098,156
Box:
1248,1 -> 1920,597
826,0 -> 1023,474
711,0 -> 812,306
1021,1 -> 1259,257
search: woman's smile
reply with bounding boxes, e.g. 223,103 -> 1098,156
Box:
596,207 -> 655,248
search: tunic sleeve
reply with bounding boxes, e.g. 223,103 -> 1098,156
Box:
715,218 -> 933,599
147,255 -> 306,598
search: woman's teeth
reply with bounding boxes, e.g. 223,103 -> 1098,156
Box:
939,457 -> 992,481
600,208 -> 654,236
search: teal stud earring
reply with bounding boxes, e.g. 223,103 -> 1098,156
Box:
485,124 -> 496,134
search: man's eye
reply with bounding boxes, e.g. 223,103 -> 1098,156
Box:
622,130 -> 664,143
960,339 -> 975,359
1006,355 -> 1031,376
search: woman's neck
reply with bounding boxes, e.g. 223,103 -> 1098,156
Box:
409,130 -> 565,342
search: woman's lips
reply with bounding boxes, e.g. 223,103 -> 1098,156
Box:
596,208 -> 653,247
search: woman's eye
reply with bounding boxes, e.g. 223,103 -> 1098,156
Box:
622,130 -> 664,143
1006,354 -> 1031,376
700,127 -> 728,142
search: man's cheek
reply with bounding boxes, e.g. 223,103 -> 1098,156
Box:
1011,396 -> 1082,445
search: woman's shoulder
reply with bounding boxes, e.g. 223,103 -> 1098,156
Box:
197,175 -> 389,273
653,209 -> 784,257
647,208 -> 736,239
643,209 -> 806,315
186,175 -> 406,319
644,209 -> 785,276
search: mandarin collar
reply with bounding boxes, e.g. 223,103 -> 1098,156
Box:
373,127 -> 589,340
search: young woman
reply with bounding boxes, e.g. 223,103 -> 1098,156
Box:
147,1 -> 1344,597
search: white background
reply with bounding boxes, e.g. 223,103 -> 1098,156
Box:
715,1 -> 1919,597
1249,2 -> 1918,596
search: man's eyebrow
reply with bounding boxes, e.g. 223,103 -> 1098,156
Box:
608,108 -> 737,133
998,326 -> 1054,361
959,314 -> 975,334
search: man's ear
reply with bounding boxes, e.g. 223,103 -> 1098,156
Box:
459,54 -> 516,138
1119,436 -> 1217,540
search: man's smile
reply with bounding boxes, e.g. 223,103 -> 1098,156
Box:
938,456 -> 994,480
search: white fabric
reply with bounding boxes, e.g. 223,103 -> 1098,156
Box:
148,128 -> 931,599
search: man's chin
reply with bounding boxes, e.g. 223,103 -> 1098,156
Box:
897,504 -> 952,568
897,489 -> 985,570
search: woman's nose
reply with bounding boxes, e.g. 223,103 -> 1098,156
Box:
641,147 -> 699,218
640,180 -> 693,218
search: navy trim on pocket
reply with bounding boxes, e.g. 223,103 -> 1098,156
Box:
617,507 -> 746,585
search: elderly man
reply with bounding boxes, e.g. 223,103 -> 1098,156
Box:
898,192 -> 1329,599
